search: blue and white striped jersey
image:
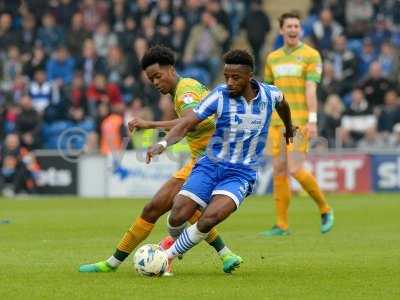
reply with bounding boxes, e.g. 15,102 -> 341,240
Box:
193,79 -> 283,167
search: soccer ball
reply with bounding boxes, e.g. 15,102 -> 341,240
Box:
133,244 -> 168,277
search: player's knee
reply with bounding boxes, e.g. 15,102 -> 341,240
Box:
141,201 -> 165,223
197,213 -> 220,233
168,202 -> 189,227
272,159 -> 287,176
168,210 -> 186,227
288,164 -> 302,177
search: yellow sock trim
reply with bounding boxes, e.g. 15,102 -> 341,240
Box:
293,169 -> 331,214
204,227 -> 218,244
117,217 -> 154,254
274,175 -> 291,230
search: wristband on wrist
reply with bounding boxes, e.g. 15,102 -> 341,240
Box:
308,112 -> 317,123
157,140 -> 168,149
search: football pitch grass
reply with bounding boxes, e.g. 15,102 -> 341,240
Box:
1,194 -> 399,300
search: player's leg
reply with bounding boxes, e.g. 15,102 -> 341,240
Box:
262,126 -> 291,236
186,209 -> 241,262
79,177 -> 183,273
167,195 -> 238,271
288,150 -> 334,234
165,159 -> 238,257
167,174 -> 251,273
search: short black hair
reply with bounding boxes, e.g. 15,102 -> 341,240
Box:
141,45 -> 175,70
223,49 -> 254,71
279,11 -> 301,28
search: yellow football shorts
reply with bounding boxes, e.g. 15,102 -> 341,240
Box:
266,125 -> 309,156
173,157 -> 196,180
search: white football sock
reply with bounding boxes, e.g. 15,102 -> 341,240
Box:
166,223 -> 208,259
106,255 -> 122,268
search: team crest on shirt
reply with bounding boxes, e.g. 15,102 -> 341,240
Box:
259,101 -> 266,112
183,92 -> 195,104
296,56 -> 303,63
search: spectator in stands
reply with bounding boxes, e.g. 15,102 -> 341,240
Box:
153,0 -> 174,44
77,39 -> 106,86
66,12 -> 91,57
361,61 -> 396,108
86,73 -> 123,117
18,13 -> 37,55
311,8 -> 343,54
65,72 -> 88,114
339,88 -> 376,147
377,90 -> 400,134
0,133 -> 38,195
1,46 -> 23,96
53,0 -> 78,27
357,127 -> 386,150
93,21 -> 118,58
117,16 -> 139,53
357,38 -> 378,80
105,45 -> 130,86
16,95 -> 41,150
388,123 -> 400,148
29,69 -> 54,114
319,94 -> 344,148
183,11 -> 228,83
170,16 -> 189,67
37,13 -> 65,54
131,0 -> 153,26
205,0 -> 232,51
125,37 -> 149,84
0,13 -> 18,53
318,62 -> 342,103
110,0 -> 128,33
67,106 -> 96,150
182,0 -> 202,29
240,0 -> 271,74
23,45 -> 47,79
100,102 -> 127,155
46,45 -> 75,86
378,42 -> 399,81
140,16 -> 163,45
368,16 -> 392,50
345,0 -> 373,38
130,70 -> 161,120
309,0 -> 346,26
80,0 -> 109,32
325,35 -> 357,96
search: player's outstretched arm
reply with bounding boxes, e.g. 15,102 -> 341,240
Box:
128,107 -> 196,132
128,117 -> 182,131
275,98 -> 295,144
146,110 -> 201,163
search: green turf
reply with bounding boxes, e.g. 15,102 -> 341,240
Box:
0,194 -> 399,300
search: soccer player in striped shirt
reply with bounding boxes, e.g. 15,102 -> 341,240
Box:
262,12 -> 334,236
146,49 -> 294,273
79,45 -> 241,275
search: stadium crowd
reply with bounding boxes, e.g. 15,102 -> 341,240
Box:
0,0 -> 399,194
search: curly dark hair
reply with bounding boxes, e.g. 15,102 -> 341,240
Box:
223,49 -> 254,71
141,45 -> 175,70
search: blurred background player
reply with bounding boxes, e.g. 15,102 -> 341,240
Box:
262,12 -> 334,236
146,49 -> 294,273
79,45 -> 241,274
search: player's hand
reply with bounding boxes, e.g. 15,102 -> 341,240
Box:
284,126 -> 297,145
128,117 -> 150,132
146,143 -> 165,164
307,122 -> 318,139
